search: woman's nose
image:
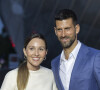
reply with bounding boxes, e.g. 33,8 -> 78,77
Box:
35,50 -> 39,56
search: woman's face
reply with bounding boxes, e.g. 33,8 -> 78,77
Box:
23,38 -> 47,71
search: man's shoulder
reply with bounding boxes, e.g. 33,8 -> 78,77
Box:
51,54 -> 61,65
52,54 -> 61,61
81,43 -> 100,53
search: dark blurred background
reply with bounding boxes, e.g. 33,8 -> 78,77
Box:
0,0 -> 100,87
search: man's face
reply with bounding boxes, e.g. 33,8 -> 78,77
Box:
54,18 -> 79,49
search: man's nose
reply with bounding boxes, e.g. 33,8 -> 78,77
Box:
61,29 -> 65,37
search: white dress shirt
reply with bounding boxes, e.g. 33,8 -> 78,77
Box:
59,41 -> 81,90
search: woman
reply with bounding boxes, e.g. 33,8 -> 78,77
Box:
1,33 -> 57,90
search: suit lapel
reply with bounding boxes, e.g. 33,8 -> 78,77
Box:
53,55 -> 65,90
69,44 -> 89,90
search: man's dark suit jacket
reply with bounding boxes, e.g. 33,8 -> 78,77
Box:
51,43 -> 100,90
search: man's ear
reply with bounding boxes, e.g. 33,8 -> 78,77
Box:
54,27 -> 57,35
75,24 -> 80,34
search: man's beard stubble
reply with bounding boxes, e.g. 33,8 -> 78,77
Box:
59,35 -> 76,49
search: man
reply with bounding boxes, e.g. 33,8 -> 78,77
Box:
51,9 -> 100,90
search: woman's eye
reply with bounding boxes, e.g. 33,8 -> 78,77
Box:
39,48 -> 45,51
30,48 -> 34,50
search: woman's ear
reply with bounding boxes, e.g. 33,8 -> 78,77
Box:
23,48 -> 27,57
46,49 -> 48,55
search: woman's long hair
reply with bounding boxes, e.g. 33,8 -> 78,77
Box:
17,33 -> 47,90
17,61 -> 29,90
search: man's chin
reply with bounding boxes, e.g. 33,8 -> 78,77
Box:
61,42 -> 73,48
61,43 -> 69,48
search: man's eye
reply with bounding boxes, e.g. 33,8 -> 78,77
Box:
57,29 -> 62,31
65,28 -> 70,30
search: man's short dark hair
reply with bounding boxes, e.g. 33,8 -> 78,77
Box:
55,9 -> 77,25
